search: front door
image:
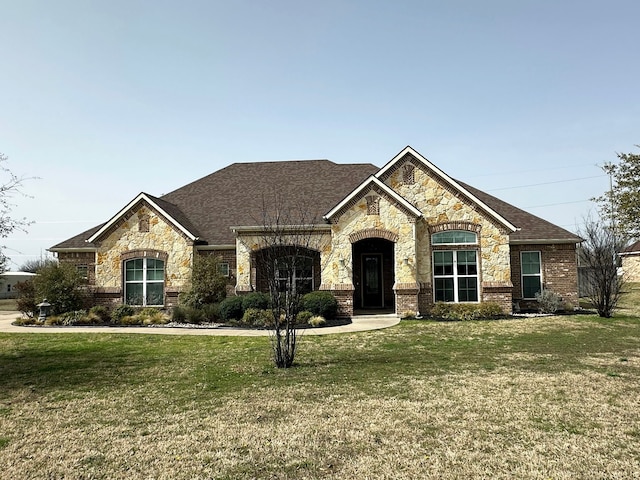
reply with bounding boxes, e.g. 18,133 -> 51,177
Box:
361,254 -> 384,308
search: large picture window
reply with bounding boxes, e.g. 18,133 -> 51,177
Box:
432,229 -> 479,303
125,258 -> 165,306
521,251 -> 542,299
433,250 -> 478,302
275,256 -> 313,295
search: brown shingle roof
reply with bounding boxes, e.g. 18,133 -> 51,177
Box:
51,158 -> 581,250
459,181 -> 581,243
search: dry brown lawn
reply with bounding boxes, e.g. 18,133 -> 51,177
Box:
1,294 -> 640,478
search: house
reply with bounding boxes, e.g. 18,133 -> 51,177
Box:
619,241 -> 640,282
0,272 -> 37,299
50,146 -> 582,316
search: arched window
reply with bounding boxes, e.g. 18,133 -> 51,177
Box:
431,230 -> 479,303
431,230 -> 477,245
275,255 -> 313,294
124,258 -> 165,306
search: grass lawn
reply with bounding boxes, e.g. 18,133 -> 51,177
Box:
1,293 -> 640,478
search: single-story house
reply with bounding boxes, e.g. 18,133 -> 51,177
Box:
0,272 -> 37,299
50,146 -> 582,316
619,240 -> 640,282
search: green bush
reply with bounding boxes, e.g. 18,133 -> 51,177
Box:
171,305 -> 187,323
241,308 -> 275,327
427,302 -> 505,321
200,303 -> 220,322
54,310 -> 90,326
88,305 -> 110,324
111,304 -> 135,324
241,292 -> 270,311
15,280 -> 37,317
180,254 -> 228,307
300,291 -> 338,319
218,296 -> 244,321
32,262 -> 87,315
295,310 -> 313,325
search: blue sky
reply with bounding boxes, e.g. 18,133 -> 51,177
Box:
1,0 -> 638,269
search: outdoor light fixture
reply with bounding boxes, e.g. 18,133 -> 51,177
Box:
37,299 -> 52,322
339,258 -> 345,267
403,258 -> 409,265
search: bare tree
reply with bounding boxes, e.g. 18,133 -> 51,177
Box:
579,216 -> 626,318
20,257 -> 57,274
1,153 -> 34,272
253,194 -> 323,368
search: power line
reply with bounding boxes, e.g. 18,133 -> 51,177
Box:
486,175 -> 606,192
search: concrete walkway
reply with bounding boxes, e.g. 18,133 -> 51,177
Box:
0,311 -> 400,336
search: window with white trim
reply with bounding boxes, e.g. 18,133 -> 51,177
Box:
275,256 -> 313,294
433,250 -> 479,302
124,258 -> 165,306
521,251 -> 542,299
218,262 -> 230,277
432,230 -> 479,302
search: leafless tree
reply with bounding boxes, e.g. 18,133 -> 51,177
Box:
579,216 -> 626,318
253,194 -> 323,368
0,153 -> 35,272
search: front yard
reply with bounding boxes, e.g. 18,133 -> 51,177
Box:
1,291 -> 639,479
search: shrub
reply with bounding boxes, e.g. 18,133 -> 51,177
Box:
139,308 -> 169,325
15,280 -> 37,317
180,254 -> 228,307
241,308 -> 275,328
31,262 -> 86,315
200,303 -> 220,322
308,315 -> 326,327
401,310 -> 417,319
55,310 -> 89,326
171,306 -> 187,323
241,292 -> 270,311
535,289 -> 562,314
218,296 -> 244,321
427,302 -> 505,321
118,315 -> 142,326
88,305 -> 110,324
111,304 -> 135,324
300,291 -> 338,319
295,310 -> 313,325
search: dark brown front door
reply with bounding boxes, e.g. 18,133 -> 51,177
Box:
362,254 -> 383,308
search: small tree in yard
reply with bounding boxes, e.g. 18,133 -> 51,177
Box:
253,194 -> 323,368
17,262 -> 86,316
180,254 -> 228,308
579,216 -> 626,318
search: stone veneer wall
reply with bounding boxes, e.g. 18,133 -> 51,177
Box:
510,243 -> 578,310
93,204 -> 194,306
621,254 -> 640,282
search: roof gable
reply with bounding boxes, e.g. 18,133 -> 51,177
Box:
324,176 -> 422,222
376,146 -> 518,233
87,193 -> 199,243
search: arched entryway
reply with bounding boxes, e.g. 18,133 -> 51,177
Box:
352,238 -> 395,312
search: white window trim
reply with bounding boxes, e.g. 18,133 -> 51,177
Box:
431,230 -> 478,246
521,251 -> 542,299
433,250 -> 479,303
124,258 -> 165,307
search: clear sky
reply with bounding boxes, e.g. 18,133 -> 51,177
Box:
1,0 -> 638,269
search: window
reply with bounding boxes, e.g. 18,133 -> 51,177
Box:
124,258 -> 165,306
77,265 -> 88,283
432,230 -> 477,245
521,251 -> 542,299
218,262 -> 230,277
433,250 -> 478,302
275,256 -> 313,294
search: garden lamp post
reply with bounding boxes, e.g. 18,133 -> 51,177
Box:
36,299 -> 52,322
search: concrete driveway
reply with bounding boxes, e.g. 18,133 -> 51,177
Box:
0,311 -> 400,336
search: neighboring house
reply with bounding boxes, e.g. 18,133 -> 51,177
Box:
50,146 -> 582,316
619,241 -> 640,282
0,272 -> 37,299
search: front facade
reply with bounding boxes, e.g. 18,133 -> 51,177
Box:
51,147 -> 582,316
